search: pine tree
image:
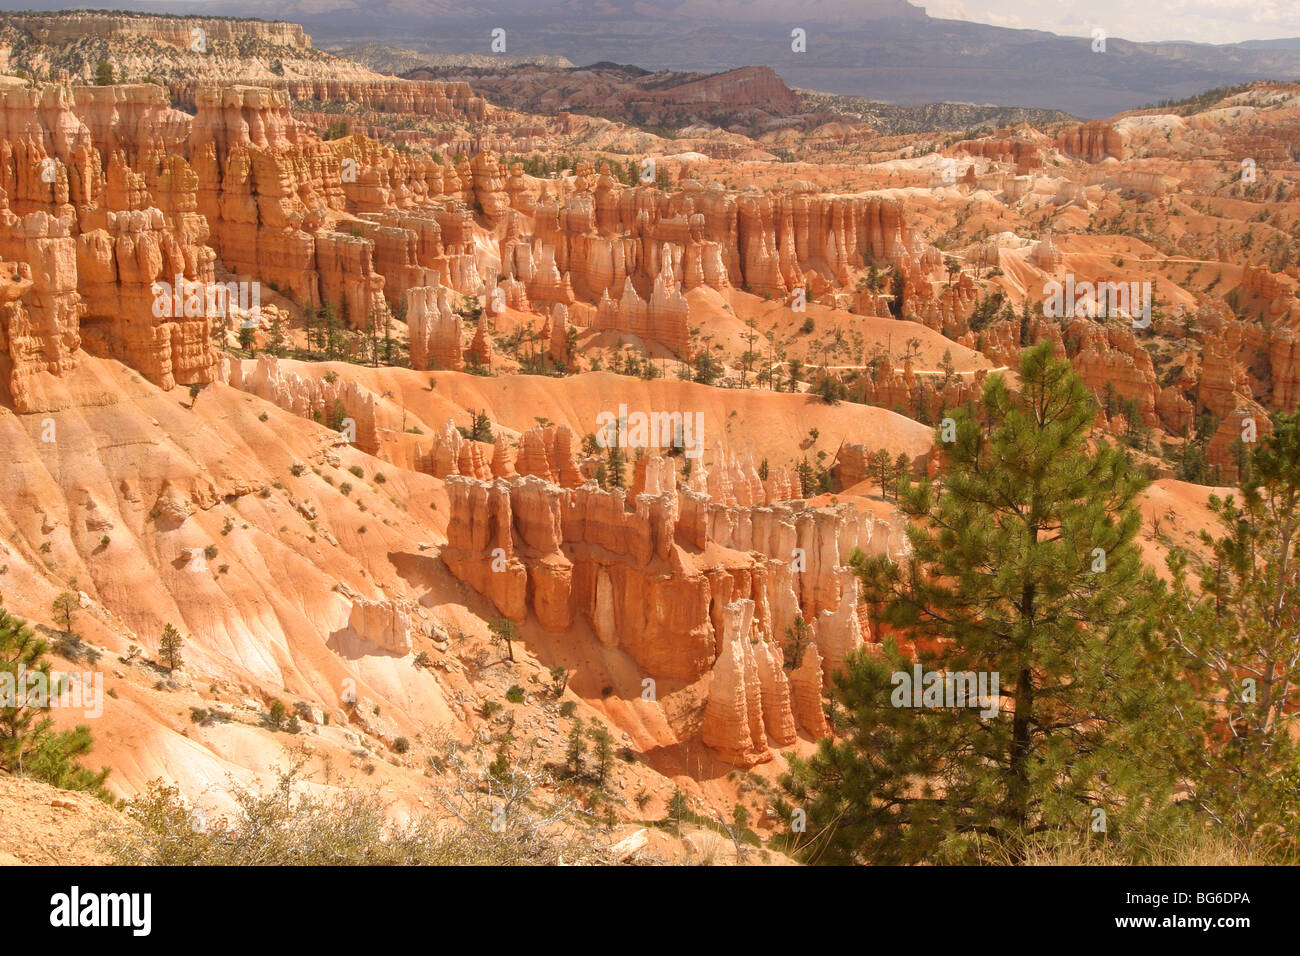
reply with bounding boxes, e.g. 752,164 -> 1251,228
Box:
782,616 -> 812,670
382,308 -> 396,366
893,453 -> 911,498
158,624 -> 184,672
564,717 -> 586,778
871,448 -> 892,500
267,312 -> 287,357
795,458 -> 817,497
588,723 -> 614,786
0,609 -> 110,796
607,446 -> 627,489
51,592 -> 77,636
939,348 -> 956,391
301,303 -> 318,353
1153,412 -> 1300,850
488,617 -> 515,664
322,304 -> 343,360
780,343 -> 1171,864
470,410 -> 494,444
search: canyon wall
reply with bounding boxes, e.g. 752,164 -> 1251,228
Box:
439,442 -> 903,765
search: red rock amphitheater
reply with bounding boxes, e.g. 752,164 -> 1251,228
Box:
1,10 -> 1298,865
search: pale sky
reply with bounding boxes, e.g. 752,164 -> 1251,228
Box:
923,0 -> 1300,43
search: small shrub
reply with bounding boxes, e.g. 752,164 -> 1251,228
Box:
348,465 -> 364,479
505,685 -> 525,704
559,700 -> 578,719
393,737 -> 410,754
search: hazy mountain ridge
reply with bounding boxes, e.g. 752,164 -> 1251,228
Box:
5,0 -> 1293,116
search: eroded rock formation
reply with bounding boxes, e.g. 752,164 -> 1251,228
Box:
439,445 -> 902,763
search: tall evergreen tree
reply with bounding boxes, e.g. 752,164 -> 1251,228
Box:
322,304 -> 344,360
565,717 -> 586,778
871,449 -> 892,500
588,723 -> 614,786
780,343 -> 1170,864
1153,411 -> 1300,851
266,311 -> 287,357
606,446 -> 627,489
301,303 -> 318,353
795,458 -> 817,498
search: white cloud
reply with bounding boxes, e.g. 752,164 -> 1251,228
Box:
924,0 -> 1300,42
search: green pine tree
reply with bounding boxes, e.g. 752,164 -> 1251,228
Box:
564,717 -> 586,778
0,609 -> 110,798
266,312 -> 287,357
606,446 -> 627,489
488,617 -> 515,664
50,592 -> 77,636
780,342 -> 1171,864
1153,411 -> 1300,852
588,723 -> 614,786
795,458 -> 816,497
301,303 -> 318,353
158,623 -> 184,672
322,303 -> 344,360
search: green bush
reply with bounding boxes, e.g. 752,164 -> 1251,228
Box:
0,610 -> 110,799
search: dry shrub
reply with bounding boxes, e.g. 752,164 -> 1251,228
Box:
100,747 -> 608,866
